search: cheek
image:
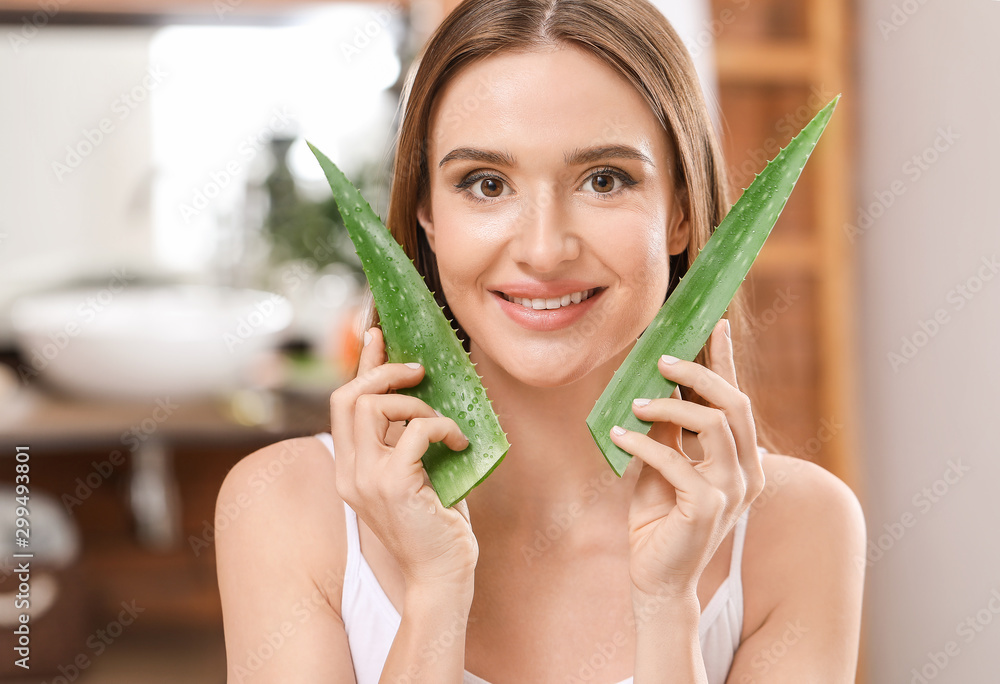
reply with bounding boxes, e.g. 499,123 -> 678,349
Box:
595,211 -> 671,294
429,218 -> 491,297
430,196 -> 511,290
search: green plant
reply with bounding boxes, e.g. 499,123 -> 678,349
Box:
308,142 -> 510,507
306,94 -> 840,501
586,96 -> 840,475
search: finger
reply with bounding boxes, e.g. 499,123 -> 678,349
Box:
645,384 -> 683,454
331,327 -> 382,482
356,326 -> 385,376
708,320 -> 765,495
631,397 -> 741,488
330,354 -> 425,484
355,393 -> 468,455
610,425 -> 710,496
710,319 -> 739,389
389,417 -> 473,494
656,350 -> 757,472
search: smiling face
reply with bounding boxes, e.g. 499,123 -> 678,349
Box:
416,44 -> 690,388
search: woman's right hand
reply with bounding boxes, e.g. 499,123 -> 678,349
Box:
330,326 -> 478,593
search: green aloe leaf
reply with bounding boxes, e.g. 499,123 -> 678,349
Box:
586,95 -> 841,475
308,142 -> 510,507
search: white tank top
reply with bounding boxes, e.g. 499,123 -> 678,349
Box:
314,432 -> 751,684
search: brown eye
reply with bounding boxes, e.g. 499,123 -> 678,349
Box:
480,178 -> 503,197
591,174 -> 614,193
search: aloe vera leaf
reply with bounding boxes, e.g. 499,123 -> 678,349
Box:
307,142 -> 510,507
586,95 -> 840,476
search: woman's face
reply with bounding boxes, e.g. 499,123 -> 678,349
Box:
417,45 -> 690,388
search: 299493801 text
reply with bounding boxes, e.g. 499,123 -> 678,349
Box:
12,445 -> 32,671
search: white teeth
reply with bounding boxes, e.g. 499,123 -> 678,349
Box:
506,288 -> 598,310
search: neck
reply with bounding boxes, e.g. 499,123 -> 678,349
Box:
465,340 -> 640,535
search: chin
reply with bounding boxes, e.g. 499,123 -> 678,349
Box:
488,340 -> 619,390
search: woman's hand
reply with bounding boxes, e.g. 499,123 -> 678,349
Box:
330,326 -> 478,593
611,319 -> 766,602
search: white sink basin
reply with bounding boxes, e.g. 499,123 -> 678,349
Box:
10,285 -> 293,399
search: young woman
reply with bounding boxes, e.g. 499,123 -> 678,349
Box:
215,1 -> 866,682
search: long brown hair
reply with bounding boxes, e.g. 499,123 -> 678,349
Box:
358,0 -> 779,454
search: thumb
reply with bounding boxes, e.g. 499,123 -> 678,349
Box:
453,497 -> 472,527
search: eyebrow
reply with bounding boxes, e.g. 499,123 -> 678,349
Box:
438,144 -> 654,169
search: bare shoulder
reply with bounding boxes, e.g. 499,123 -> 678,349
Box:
215,436 -> 362,680
749,451 -> 865,533
215,435 -> 348,614
217,434 -> 341,513
741,450 -> 867,638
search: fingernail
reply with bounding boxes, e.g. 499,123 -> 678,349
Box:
633,398 -> 652,407
405,362 -> 422,369
723,319 -> 731,338
612,425 -> 627,436
434,409 -> 443,417
660,354 -> 678,365
363,331 -> 372,347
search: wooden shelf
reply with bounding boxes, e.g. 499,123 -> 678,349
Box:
714,0 -> 864,680
753,238 -> 819,274
716,42 -> 814,83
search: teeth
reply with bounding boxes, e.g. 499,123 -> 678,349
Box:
505,288 -> 598,310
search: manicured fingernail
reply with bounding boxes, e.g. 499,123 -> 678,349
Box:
405,362 -> 422,369
723,319 -> 731,338
633,398 -> 652,407
660,354 -> 678,365
363,331 -> 372,347
612,425 -> 627,436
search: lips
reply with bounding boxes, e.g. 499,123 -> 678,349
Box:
491,286 -> 607,332
498,288 -> 601,310
489,280 -> 606,300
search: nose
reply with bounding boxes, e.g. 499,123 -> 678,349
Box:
508,186 -> 581,272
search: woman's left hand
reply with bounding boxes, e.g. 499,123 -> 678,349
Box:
611,319 -> 766,602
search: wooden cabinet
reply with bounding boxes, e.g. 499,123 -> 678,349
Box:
711,0 -> 865,680
710,0 -> 859,491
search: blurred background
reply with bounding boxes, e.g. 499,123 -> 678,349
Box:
0,0 -> 996,682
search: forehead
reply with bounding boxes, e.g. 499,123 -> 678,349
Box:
426,45 -> 671,167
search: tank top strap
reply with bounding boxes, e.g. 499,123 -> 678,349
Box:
728,444 -> 765,577
313,432 -> 364,597
723,445 -> 765,619
341,499 -> 363,577
729,505 -> 749,578
313,432 -> 361,556
314,431 -> 336,459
